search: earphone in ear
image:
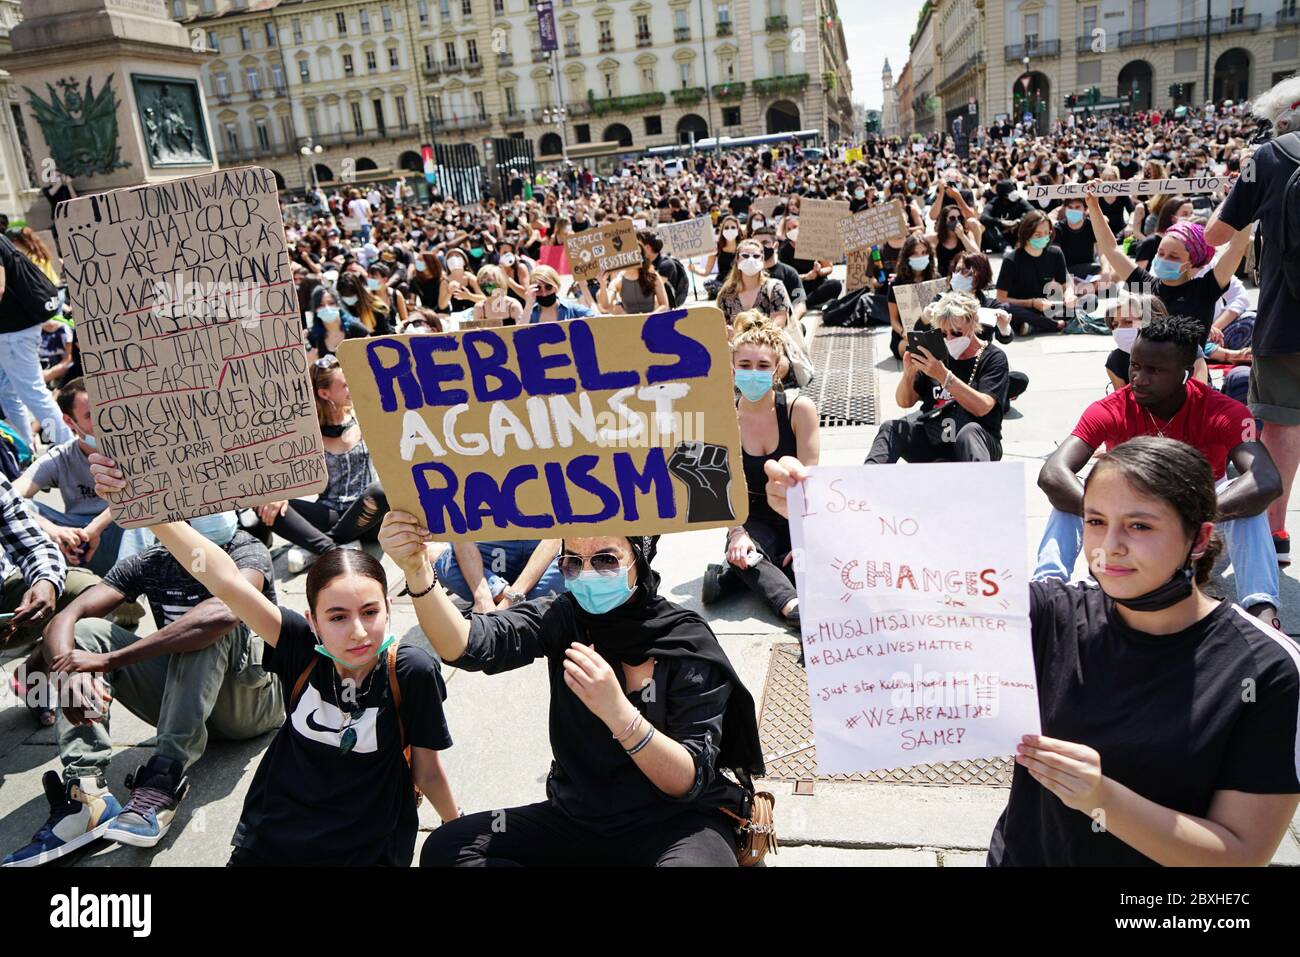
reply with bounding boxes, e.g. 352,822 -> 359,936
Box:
1183,370 -> 1191,384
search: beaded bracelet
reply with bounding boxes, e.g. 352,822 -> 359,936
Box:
407,567 -> 440,599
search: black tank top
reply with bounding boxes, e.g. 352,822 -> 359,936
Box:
740,390 -> 798,517
937,240 -> 960,278
717,249 -> 736,278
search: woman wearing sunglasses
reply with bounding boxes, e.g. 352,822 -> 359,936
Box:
523,264 -> 595,324
378,515 -> 766,866
715,239 -> 792,329
86,461 -> 461,866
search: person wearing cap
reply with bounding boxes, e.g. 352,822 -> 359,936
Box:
4,512 -> 285,865
377,515 -> 766,867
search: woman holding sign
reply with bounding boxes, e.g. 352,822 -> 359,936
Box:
377,515 -> 767,867
764,439 -> 1300,866
86,458 -> 461,866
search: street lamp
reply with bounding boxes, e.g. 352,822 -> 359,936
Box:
300,141 -> 323,193
541,105 -> 569,162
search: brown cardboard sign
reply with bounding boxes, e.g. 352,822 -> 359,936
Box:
565,218 -> 641,281
657,215 -> 716,260
839,200 -> 908,251
751,196 -> 782,221
893,277 -> 952,332
336,305 -> 748,541
56,166 -> 327,528
846,247 -> 874,292
794,198 -> 852,261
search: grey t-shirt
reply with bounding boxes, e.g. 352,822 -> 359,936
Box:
25,440 -> 104,516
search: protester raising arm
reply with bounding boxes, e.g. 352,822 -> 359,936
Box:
378,511 -> 471,663
1085,187 -> 1138,281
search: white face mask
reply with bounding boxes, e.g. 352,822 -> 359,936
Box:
499,253 -> 515,266
722,228 -> 739,240
446,257 -> 465,271
1113,326 -> 1139,353
945,335 -> 971,359
738,257 -> 764,276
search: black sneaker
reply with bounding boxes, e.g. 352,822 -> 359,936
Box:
702,564 -> 725,605
103,755 -> 188,849
1276,531 -> 1291,567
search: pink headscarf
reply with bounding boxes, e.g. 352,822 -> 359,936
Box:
1164,221 -> 1213,268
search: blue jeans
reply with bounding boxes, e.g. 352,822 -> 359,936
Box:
435,540 -> 564,603
1033,477 -> 1279,610
0,324 -> 72,449
31,501 -> 124,578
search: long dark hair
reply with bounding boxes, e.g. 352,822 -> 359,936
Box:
1016,209 -> 1051,249
336,272 -> 377,331
1084,436 -> 1223,584
895,235 -> 936,284
305,548 -> 389,617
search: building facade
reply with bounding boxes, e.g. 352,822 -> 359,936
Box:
934,0 -> 985,134
910,1 -> 938,134
166,0 -> 854,190
0,0 -> 38,221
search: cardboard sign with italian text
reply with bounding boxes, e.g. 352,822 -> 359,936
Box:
336,306 -> 748,541
565,218 -> 641,281
657,215 -> 716,260
893,277 -> 951,332
794,198 -> 853,261
1023,176 -> 1232,204
788,463 -> 1041,774
839,200 -> 908,252
55,166 -> 326,528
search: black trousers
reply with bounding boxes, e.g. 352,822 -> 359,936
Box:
1004,303 -> 1062,334
420,801 -> 738,867
866,412 -> 1002,464
717,508 -> 798,615
250,480 -> 388,555
804,277 -> 843,310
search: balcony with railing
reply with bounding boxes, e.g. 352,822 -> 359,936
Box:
1118,14 -> 1263,46
940,50 -> 983,89
565,42 -> 581,56
674,27 -> 691,42
671,86 -> 707,105
717,19 -> 732,36
423,60 -> 441,77
635,31 -> 652,47
465,58 -> 483,74
1004,38 -> 1061,60
598,36 -> 614,52
712,81 -> 745,99
443,58 -> 463,72
532,47 -> 549,62
766,14 -> 788,31
1280,5 -> 1300,25
497,51 -> 514,66
273,85 -> 288,98
587,91 -> 667,115
753,73 -> 809,96
504,109 -> 527,124
433,114 -> 491,131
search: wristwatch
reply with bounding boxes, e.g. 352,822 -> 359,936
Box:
504,589 -> 527,604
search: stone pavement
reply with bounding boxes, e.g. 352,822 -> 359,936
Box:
3,265 -> 1300,867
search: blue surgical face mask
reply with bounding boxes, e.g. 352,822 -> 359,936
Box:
341,295 -> 359,306
734,368 -> 774,402
190,511 -> 238,547
1027,235 -> 1050,252
314,633 -> 397,665
908,255 -> 931,272
318,306 -> 341,324
565,567 -> 634,615
1151,256 -> 1184,281
1065,208 -> 1085,225
367,278 -> 381,291
950,273 -> 974,293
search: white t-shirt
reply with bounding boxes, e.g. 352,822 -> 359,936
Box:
347,198 -> 372,224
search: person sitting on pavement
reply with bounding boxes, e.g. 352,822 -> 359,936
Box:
716,239 -> 793,330
1034,313 -> 1283,631
1098,291 -> 1169,391
3,512 -> 285,867
775,215 -> 842,313
868,290 -> 1010,464
994,209 -> 1076,335
84,457 -> 460,865
702,316 -> 820,634
887,235 -> 940,361
751,226 -> 808,327
378,514 -> 766,867
763,442 -> 1300,866
435,538 -> 563,613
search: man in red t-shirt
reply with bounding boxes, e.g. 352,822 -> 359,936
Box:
1034,315 -> 1283,627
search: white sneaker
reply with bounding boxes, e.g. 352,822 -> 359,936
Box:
286,547 -> 312,574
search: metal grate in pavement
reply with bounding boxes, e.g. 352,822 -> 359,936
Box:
806,326 -> 878,428
757,643 -> 1013,787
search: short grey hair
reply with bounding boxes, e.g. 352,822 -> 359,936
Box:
1252,75 -> 1300,125
923,290 -> 981,333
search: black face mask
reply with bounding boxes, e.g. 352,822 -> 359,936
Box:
536,292 -> 558,307
1109,543 -> 1197,613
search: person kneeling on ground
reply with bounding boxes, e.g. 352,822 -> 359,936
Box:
1034,313 -> 1283,630
703,316 -> 819,635
764,442 -> 1300,866
3,512 -> 286,867
867,290 -> 1010,464
379,514 -> 766,866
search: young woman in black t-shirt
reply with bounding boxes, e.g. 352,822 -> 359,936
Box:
762,438 -> 1300,866
994,209 -> 1074,335
887,235 -> 939,360
86,457 -> 460,866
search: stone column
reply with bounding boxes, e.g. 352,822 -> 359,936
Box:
0,0 -> 215,242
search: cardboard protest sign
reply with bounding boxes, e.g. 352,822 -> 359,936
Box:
658,215 -> 716,260
336,305 -> 748,542
893,277 -> 951,332
56,166 -> 327,528
565,218 -> 641,281
788,463 -> 1041,774
844,147 -> 864,163
846,247 -> 874,292
751,196 -> 782,221
1023,176 -> 1231,204
794,198 -> 852,261
839,200 -> 908,252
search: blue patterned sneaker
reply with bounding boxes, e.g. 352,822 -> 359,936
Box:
103,755 -> 188,848
2,771 -> 121,867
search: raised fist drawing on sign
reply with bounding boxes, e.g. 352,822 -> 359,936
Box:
668,440 -> 736,523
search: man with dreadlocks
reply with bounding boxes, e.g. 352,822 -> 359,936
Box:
378,516 -> 766,866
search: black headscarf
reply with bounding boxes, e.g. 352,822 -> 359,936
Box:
559,535 -> 766,778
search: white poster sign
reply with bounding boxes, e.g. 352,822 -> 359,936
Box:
1023,176 -> 1231,204
788,463 -> 1041,774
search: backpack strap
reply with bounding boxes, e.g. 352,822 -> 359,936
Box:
289,660 -> 315,711
387,641 -> 407,752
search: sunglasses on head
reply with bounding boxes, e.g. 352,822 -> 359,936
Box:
557,551 -> 626,579
315,355 -> 340,369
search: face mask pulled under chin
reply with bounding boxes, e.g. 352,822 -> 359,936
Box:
314,633 -> 398,665
1107,544 -> 1197,613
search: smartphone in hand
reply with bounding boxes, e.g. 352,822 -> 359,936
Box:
906,328 -> 947,361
